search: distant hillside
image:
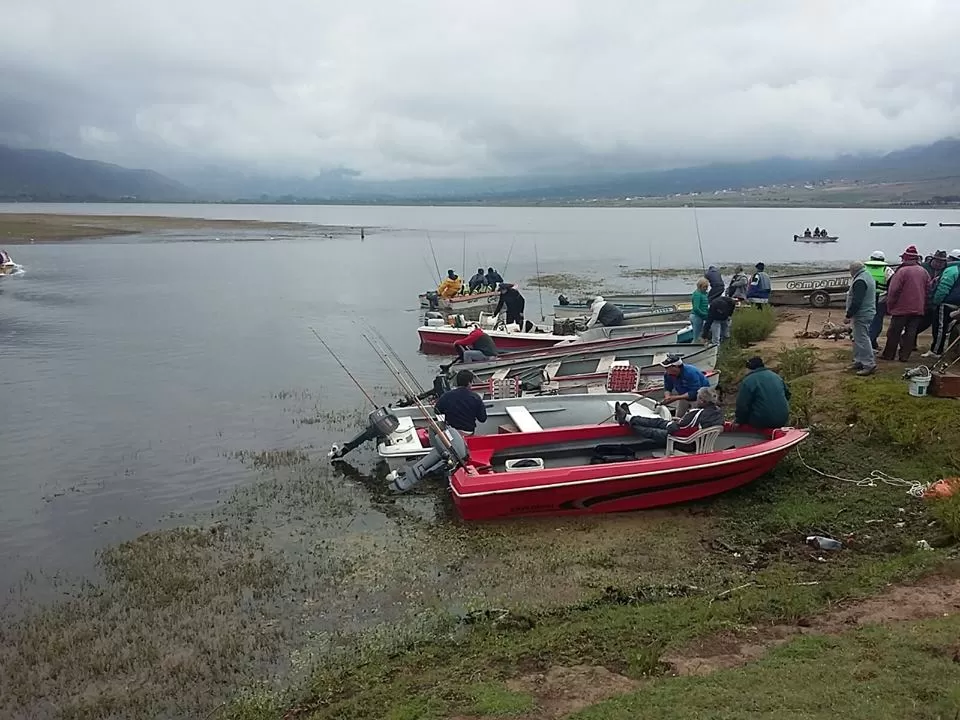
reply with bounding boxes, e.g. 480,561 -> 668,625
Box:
0,146 -> 194,202
207,137 -> 960,204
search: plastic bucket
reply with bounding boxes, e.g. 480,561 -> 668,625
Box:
908,375 -> 932,397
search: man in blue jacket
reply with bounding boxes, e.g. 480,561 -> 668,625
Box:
923,249 -> 960,359
660,354 -> 710,416
747,262 -> 771,307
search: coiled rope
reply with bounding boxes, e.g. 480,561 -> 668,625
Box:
795,446 -> 929,498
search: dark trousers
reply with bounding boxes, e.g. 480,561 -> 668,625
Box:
931,303 -> 960,355
627,416 -> 670,446
869,298 -> 887,347
881,314 -> 921,361
506,311 -> 524,325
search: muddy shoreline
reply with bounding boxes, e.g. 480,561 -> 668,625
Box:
0,213 -> 365,243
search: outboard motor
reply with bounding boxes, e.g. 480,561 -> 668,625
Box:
385,427 -> 469,492
329,406 -> 401,461
424,291 -> 440,310
558,294 -> 569,306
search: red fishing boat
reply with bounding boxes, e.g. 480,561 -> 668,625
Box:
444,422 -> 807,520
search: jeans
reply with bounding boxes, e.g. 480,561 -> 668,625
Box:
881,315 -> 921,361
869,298 -> 887,348
461,350 -> 495,363
709,318 -> 730,344
852,314 -> 876,369
689,314 -> 705,341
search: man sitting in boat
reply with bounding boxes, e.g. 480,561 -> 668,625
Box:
614,386 -> 722,449
453,326 -> 499,363
494,283 -> 526,326
485,267 -> 504,288
435,369 -> 488,435
468,268 -> 487,294
804,228 -> 812,237
813,227 -> 821,237
0,249 -> 10,264
659,354 -> 711,416
586,296 -> 624,328
734,357 -> 791,429
819,228 -> 828,237
437,270 -> 463,299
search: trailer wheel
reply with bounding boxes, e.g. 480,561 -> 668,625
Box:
810,291 -> 831,308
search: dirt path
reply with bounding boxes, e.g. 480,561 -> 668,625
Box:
450,573 -> 960,720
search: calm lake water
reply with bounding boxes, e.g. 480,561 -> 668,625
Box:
2,203 -> 959,596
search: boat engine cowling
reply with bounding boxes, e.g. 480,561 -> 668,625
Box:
385,427 -> 468,492
329,407 -> 401,460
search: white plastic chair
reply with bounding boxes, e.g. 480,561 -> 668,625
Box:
664,426 -> 724,457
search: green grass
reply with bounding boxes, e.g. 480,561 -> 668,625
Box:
464,682 -> 536,717
776,344 -> 818,381
572,616 -> 960,720
729,306 -> 777,347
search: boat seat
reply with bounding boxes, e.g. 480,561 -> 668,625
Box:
491,368 -> 512,381
606,363 -> 640,392
505,406 -> 544,433
543,360 -> 563,379
488,377 -> 521,399
652,353 -> 669,366
662,426 -> 724,457
595,355 -> 617,374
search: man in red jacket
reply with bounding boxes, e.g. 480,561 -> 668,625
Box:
881,245 -> 929,362
452,326 -> 500,363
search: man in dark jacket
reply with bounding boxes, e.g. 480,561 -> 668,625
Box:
702,294 -> 736,344
923,249 -> 960,358
435,369 -> 488,434
705,265 -> 725,301
735,357 -> 791,428
493,283 -> 525,325
587,296 -> 625,328
468,268 -> 487,293
485,267 -> 504,288
615,386 -> 723,449
452,326 -> 499,363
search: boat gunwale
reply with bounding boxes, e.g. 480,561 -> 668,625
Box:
450,427 -> 808,499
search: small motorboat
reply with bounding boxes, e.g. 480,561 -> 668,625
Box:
456,341 -> 719,393
939,222 -> 960,228
386,421 -> 808,520
870,221 -> 896,227
553,301 -> 690,320
418,313 -> 693,352
794,234 -> 838,244
377,393 -> 672,469
418,289 -> 500,313
903,222 -> 927,227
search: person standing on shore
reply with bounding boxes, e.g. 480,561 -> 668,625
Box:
705,265 -> 724,301
865,250 -> 895,351
844,261 -> 877,376
690,278 -> 710,340
726,266 -> 749,300
923,249 -> 960,359
881,246 -> 928,362
747,262 -> 772,307
702,294 -> 736,344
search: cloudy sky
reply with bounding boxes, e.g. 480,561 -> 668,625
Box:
2,0 -> 959,180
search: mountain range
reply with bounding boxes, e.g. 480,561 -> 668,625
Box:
2,138 -> 959,204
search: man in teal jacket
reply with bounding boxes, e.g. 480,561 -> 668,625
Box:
735,357 -> 791,429
924,250 -> 960,358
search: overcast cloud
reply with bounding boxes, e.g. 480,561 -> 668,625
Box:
1,0 -> 959,179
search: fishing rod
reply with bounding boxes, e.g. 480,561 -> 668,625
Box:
368,324 -> 426,395
308,326 -> 376,408
692,201 -> 706,273
426,232 -> 443,281
502,236 -> 517,277
361,332 -> 467,468
461,233 -> 467,292
422,254 -> 440,285
534,242 -> 545,321
648,243 -> 657,306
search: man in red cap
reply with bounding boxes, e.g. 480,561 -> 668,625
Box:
881,246 -> 929,362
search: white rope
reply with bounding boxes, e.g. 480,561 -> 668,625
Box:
795,446 -> 929,498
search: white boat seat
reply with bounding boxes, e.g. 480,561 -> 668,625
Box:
505,406 -> 543,433
595,355 -> 617,374
491,368 -> 511,381
663,426 -> 723,457
543,360 -> 563,379
651,353 -> 669,366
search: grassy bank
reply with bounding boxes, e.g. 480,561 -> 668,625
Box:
0,213 -> 359,242
217,310 -> 960,719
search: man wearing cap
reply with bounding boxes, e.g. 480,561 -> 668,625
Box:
881,246 -> 929,362
493,283 -> 526,327
659,354 -> 711,416
614,386 -> 723,449
865,250 -> 895,350
735,357 -> 791,429
917,250 -> 948,336
586,296 -> 625,328
437,269 -> 463,299
923,249 -> 960,358
844,261 -> 877,376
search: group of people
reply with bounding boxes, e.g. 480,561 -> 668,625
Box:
688,263 -> 771,344
847,246 -> 960,374
439,353 -> 791,453
437,267 -> 506,299
803,227 -> 830,238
